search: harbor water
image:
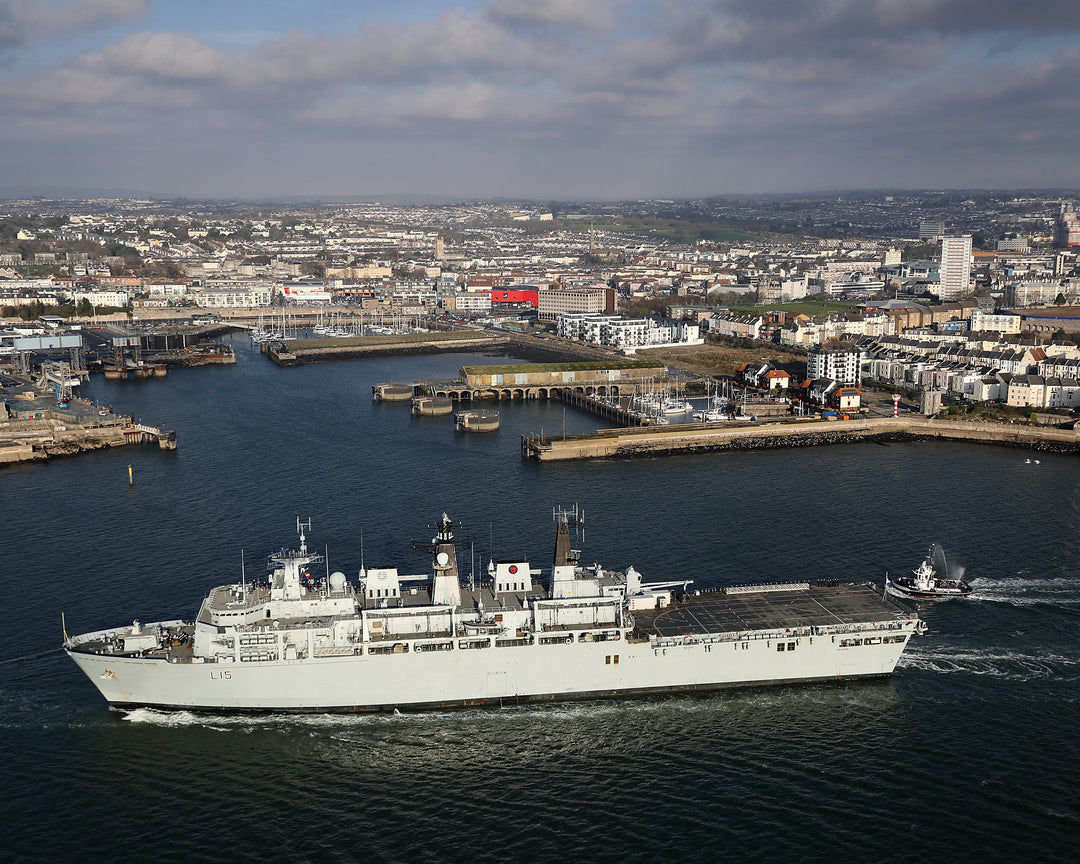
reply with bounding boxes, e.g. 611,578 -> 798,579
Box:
3,334 -> 1079,863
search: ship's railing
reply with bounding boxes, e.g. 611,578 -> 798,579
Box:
539,634 -> 574,645
414,640 -> 454,653
495,636 -> 533,648
370,627 -> 452,641
725,582 -> 810,595
240,650 -> 280,662
367,642 -> 409,655
206,585 -> 271,613
65,619 -> 189,651
651,618 -> 918,649
313,646 -> 355,658
458,638 -> 492,650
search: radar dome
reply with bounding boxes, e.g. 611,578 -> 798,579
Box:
329,571 -> 347,592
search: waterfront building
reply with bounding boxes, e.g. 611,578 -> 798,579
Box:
807,340 -> 863,386
194,284 -> 274,308
537,286 -> 613,322
556,312 -> 700,352
1005,374 -> 1045,408
490,288 -> 539,308
763,369 -> 792,390
736,362 -> 772,388
448,292 -> 492,313
801,378 -> 860,411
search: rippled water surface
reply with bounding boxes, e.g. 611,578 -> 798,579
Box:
4,336 -> 1079,863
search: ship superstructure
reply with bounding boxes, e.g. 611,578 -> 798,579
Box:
65,509 -> 927,712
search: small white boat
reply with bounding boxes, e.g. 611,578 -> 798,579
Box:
662,399 -> 693,415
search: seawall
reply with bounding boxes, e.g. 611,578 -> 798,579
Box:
265,331 -> 614,367
522,417 -> 1080,461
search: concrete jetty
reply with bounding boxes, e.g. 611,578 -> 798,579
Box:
1,394 -> 176,464
521,416 -> 1080,461
266,331 -> 506,366
0,415 -> 176,463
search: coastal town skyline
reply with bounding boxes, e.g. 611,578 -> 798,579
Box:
3,0 -> 1080,201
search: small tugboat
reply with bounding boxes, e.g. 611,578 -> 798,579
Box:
885,545 -> 972,601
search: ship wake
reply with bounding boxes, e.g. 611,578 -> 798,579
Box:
898,644 -> 1080,682
968,576 -> 1080,608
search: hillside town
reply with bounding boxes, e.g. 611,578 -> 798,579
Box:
3,192 -> 1080,417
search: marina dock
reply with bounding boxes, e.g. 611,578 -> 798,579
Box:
521,416 -> 1080,461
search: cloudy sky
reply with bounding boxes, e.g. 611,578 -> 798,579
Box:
2,0 -> 1079,200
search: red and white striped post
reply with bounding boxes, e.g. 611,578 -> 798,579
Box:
892,394 -> 900,417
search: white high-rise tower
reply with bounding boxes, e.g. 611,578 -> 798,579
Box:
938,235 -> 972,301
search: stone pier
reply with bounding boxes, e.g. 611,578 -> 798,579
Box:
521,417 -> 1080,461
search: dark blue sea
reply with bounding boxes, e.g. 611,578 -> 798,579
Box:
3,334 -> 1079,863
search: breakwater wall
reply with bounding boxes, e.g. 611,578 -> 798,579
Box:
265,331 -> 613,366
522,417 -> 1080,461
265,332 -> 511,365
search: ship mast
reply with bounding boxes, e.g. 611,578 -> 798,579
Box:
268,517 -> 322,602
431,513 -> 461,607
551,505 -> 583,597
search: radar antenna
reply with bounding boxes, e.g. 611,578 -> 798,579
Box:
296,516 -> 311,555
553,504 -> 584,567
553,504 -> 585,544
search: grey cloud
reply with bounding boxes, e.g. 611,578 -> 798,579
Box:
0,0 -> 146,51
487,0 -> 620,31
3,0 -> 1080,199
706,0 -> 1080,56
717,0 -> 1080,37
101,31 -> 223,79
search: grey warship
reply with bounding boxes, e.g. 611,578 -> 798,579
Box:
65,508 -> 927,712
